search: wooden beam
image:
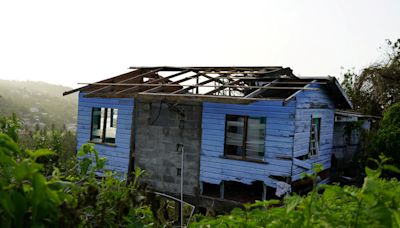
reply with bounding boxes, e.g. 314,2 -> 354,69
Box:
64,87 -> 86,96
262,183 -> 267,201
170,76 -> 220,94
244,79 -> 280,98
85,91 -> 287,104
63,69 -> 145,96
201,74 -> 244,94
115,69 -> 191,94
141,72 -> 200,93
283,80 -> 317,105
78,82 -> 319,90
137,92 -> 283,101
78,81 -> 327,86
84,67 -> 163,96
204,79 -> 243,95
220,181 -> 225,200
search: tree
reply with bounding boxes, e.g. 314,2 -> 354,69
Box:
0,113 -> 21,142
370,102 -> 400,171
342,39 -> 400,116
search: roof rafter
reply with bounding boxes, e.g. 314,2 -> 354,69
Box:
115,69 -> 191,94
283,80 -> 317,105
204,79 -> 243,95
84,67 -> 163,96
170,76 -> 222,94
245,79 -> 280,98
141,72 -> 201,93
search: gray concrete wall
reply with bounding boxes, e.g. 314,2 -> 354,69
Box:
133,99 -> 202,196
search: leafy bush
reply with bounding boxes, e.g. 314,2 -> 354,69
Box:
0,133 -> 67,227
2,112 -> 400,227
0,133 -> 153,227
19,124 -> 78,176
191,157 -> 400,227
0,113 -> 21,142
370,102 -> 400,169
1,113 -> 77,176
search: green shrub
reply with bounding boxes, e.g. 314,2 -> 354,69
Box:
0,113 -> 21,142
190,157 -> 400,227
0,133 -> 153,227
370,102 -> 400,168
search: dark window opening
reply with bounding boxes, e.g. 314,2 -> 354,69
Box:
176,168 -> 181,176
201,182 -> 221,198
91,107 -> 118,144
309,117 -> 321,157
224,115 -> 266,161
269,175 -> 287,182
297,154 -> 309,160
224,181 -> 264,203
176,144 -> 184,152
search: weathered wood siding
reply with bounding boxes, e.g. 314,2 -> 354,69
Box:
200,101 -> 296,188
292,83 -> 335,181
76,93 -> 134,174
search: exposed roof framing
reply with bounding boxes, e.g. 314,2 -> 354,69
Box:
63,66 -> 352,108
244,78 -> 280,98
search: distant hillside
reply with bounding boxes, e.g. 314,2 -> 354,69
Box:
0,79 -> 78,130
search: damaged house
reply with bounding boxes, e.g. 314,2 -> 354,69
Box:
64,66 -> 353,205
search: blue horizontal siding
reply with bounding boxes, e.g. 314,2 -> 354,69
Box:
200,83 -> 337,188
76,93 -> 133,175
292,83 -> 335,179
200,101 -> 296,188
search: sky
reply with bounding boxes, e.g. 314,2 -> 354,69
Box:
0,0 -> 399,88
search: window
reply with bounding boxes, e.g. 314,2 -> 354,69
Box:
224,115 -> 266,161
309,117 -> 321,157
91,107 -> 118,144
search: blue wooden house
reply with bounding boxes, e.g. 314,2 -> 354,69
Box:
64,66 -> 352,204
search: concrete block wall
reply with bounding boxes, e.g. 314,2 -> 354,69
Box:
133,99 -> 202,196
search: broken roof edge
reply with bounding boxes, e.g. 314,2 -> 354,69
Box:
63,69 -> 143,96
335,110 -> 381,119
128,66 -> 285,70
62,67 -> 352,110
329,77 -> 353,110
63,66 -> 296,96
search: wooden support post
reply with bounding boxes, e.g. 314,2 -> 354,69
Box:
220,181 -> 225,200
175,201 -> 181,225
262,183 -> 267,201
196,76 -> 199,94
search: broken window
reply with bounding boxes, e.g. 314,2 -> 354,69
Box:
309,117 -> 321,157
91,107 -> 118,144
224,115 -> 266,161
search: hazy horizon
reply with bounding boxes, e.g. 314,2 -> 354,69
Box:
1,0 -> 399,88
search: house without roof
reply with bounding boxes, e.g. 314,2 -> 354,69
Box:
64,66 -> 353,206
